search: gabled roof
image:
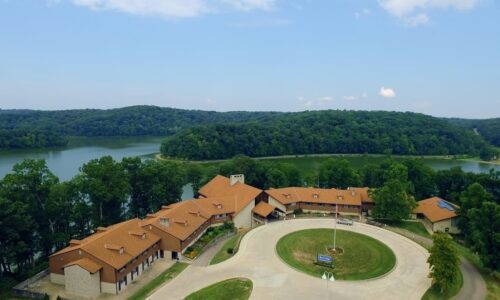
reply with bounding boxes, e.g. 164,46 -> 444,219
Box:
414,197 -> 459,223
142,200 -> 211,241
198,175 -> 262,212
266,187 -> 364,206
64,258 -> 102,274
51,219 -> 160,270
253,201 -> 276,218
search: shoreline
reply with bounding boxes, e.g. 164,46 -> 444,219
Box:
154,153 -> 500,166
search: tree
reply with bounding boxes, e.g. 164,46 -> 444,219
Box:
265,167 -> 288,189
371,179 -> 417,221
318,159 -> 360,189
359,163 -> 385,187
279,163 -> 303,187
0,197 -> 35,274
219,156 -> 267,189
185,164 -> 203,195
467,202 -> 500,270
122,158 -> 185,218
0,159 -> 59,256
402,159 -> 436,200
80,156 -> 131,226
458,183 -> 491,242
427,233 -> 460,293
479,146 -> 497,161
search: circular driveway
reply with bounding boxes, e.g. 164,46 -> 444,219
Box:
149,219 -> 432,300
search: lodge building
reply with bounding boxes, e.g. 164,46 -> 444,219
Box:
49,174 -> 372,298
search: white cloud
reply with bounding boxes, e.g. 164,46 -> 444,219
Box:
378,0 -> 480,17
378,0 -> 480,26
379,87 -> 396,98
60,0 -> 276,18
301,96 -> 334,109
222,0 -> 275,11
405,13 -> 429,26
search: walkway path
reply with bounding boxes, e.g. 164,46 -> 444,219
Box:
149,218 -> 432,300
385,225 -> 487,300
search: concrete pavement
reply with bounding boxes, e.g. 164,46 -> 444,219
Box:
148,218 -> 432,300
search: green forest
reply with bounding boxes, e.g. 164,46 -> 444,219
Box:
161,110 -> 490,160
1,106 -> 499,158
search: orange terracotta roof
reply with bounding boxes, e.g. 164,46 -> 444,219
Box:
349,187 -> 372,203
142,200 -> 210,241
253,202 -> 276,218
52,219 -> 160,270
266,187 -> 363,206
198,175 -> 262,214
64,258 -> 102,274
414,197 -> 459,223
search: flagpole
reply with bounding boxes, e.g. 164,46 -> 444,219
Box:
334,203 -> 338,250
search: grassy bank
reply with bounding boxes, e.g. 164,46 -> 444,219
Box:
379,220 -> 432,239
184,278 -> 253,300
422,269 -> 463,300
210,233 -> 243,265
276,228 -> 396,280
127,262 -> 189,300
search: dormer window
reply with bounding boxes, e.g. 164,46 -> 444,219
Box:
119,247 -> 124,255
159,217 -> 170,227
313,193 -> 319,199
142,233 -> 146,240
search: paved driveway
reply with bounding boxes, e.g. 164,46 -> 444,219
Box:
149,219 -> 432,300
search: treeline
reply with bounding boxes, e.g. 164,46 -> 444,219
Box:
0,106 -> 278,150
161,111 -> 488,160
0,130 -> 67,150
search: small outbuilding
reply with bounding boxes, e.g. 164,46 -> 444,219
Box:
413,197 -> 460,234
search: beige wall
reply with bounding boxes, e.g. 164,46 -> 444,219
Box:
64,265 -> 101,299
233,200 -> 255,229
50,273 -> 65,285
101,282 -> 117,294
432,218 -> 460,234
268,197 -> 287,214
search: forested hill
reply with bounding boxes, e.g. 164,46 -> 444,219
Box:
0,106 -> 279,149
161,111 -> 488,160
448,117 -> 500,147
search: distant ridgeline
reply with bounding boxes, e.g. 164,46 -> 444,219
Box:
0,106 -> 496,155
0,106 -> 278,150
161,110 -> 489,160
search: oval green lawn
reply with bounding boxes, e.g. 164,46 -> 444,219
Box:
184,278 -> 253,300
276,228 -> 396,280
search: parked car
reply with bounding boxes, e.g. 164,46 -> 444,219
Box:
337,218 -> 354,226
365,219 -> 384,227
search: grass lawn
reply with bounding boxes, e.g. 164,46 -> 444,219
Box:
184,278 -> 253,300
210,233 -> 242,265
381,220 -> 432,239
422,268 -> 463,300
127,262 -> 189,300
276,228 -> 396,280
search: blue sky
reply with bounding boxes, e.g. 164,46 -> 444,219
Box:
0,0 -> 499,118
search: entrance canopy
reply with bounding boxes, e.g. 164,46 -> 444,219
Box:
253,202 -> 282,218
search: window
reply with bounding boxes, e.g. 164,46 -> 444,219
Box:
344,205 -> 349,208
290,202 -> 296,206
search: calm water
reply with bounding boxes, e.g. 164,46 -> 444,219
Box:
0,137 -> 498,196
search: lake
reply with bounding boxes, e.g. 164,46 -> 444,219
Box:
1,137 -> 498,198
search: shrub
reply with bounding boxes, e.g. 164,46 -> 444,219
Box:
227,248 -> 234,254
293,208 -> 303,215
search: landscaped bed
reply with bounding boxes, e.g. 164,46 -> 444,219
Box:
276,228 -> 396,280
183,222 -> 235,259
184,278 -> 253,300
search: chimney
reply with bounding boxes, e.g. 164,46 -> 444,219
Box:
230,174 -> 245,186
159,217 -> 170,227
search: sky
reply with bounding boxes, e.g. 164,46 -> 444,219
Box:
0,0 -> 499,118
